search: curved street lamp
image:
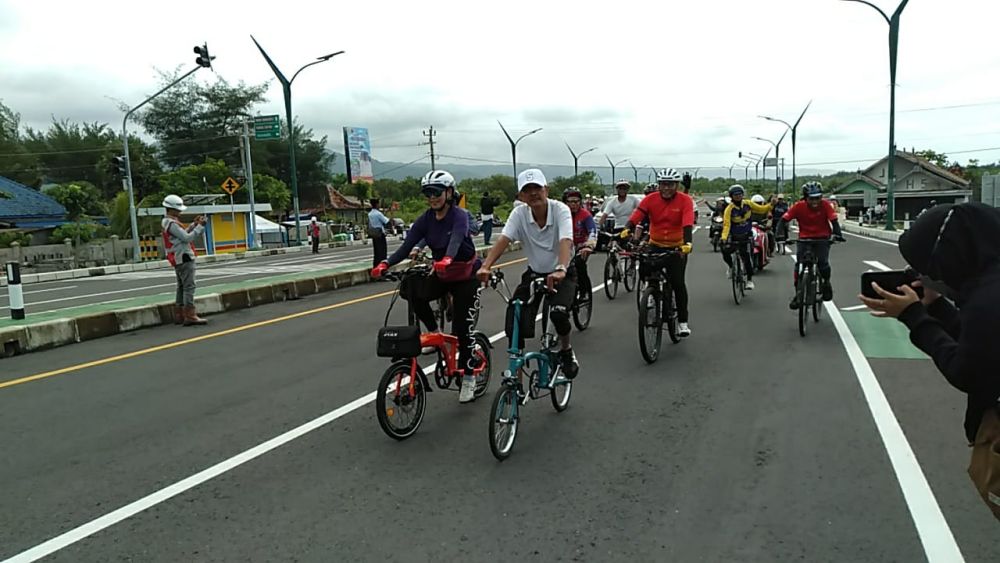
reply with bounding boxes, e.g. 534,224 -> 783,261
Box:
760,100 -> 811,195
499,122 -> 542,191
606,156 -> 629,187
252,36 -> 345,245
566,143 -> 597,178
841,0 -> 910,230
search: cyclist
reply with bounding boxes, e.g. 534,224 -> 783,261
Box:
750,194 -> 770,224
371,170 -> 483,403
619,168 -> 695,337
644,183 -> 657,196
477,168 -> 580,378
720,184 -> 773,291
705,197 -> 728,217
776,181 -> 845,309
563,187 -> 597,297
595,179 -> 641,234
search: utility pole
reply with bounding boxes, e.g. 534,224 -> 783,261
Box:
241,120 -> 257,249
422,126 -> 437,171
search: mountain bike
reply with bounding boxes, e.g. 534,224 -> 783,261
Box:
635,248 -> 682,364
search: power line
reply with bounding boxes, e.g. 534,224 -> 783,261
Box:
374,154 -> 428,178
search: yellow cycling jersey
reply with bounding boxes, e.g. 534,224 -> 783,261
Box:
721,200 -> 772,241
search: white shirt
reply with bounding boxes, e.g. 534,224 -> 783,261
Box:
501,198 -> 573,273
598,195 -> 641,226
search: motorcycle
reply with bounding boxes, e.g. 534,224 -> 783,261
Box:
709,215 -> 723,252
751,222 -> 770,271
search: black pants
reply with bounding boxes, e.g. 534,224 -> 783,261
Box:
795,240 -> 832,283
640,249 -> 689,323
372,232 -> 387,268
312,234 -> 320,254
410,276 -> 480,376
573,254 -> 591,297
482,219 -> 493,245
506,267 -> 577,349
722,235 -> 754,280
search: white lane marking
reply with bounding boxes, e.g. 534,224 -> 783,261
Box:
864,261 -> 893,272
790,254 -> 797,262
0,285 -> 78,300
840,304 -> 869,312
3,282 -> 603,563
844,230 -> 899,247
0,276 -> 238,311
826,302 -> 964,562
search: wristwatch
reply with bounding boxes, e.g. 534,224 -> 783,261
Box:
554,264 -> 567,273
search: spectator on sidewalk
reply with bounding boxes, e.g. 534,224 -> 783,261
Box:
310,217 -> 321,254
161,194 -> 207,326
480,191 -> 497,245
368,199 -> 390,268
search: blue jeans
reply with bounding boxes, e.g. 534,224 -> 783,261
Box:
482,219 -> 493,245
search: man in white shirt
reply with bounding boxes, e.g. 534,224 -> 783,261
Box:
595,179 -> 641,232
478,168 -> 579,378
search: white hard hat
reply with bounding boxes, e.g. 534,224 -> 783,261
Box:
162,194 -> 186,211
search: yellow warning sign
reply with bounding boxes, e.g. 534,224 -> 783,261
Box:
221,177 -> 241,195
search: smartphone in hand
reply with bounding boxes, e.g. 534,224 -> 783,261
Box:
861,269 -> 923,299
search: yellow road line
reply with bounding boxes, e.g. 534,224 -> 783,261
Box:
0,257 -> 526,391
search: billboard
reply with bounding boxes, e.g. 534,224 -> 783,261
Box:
343,126 -> 374,184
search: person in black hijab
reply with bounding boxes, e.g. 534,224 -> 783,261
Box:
860,202 -> 1000,442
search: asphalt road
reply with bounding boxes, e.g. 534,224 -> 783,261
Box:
1,230 -> 996,562
0,236 -> 425,316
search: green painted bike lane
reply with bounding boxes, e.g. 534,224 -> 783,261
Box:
842,310 -> 926,360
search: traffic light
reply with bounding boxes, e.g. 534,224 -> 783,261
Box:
738,151 -> 743,159
110,155 -> 127,177
194,44 -> 214,69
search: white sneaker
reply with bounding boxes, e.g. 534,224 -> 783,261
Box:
459,376 -> 476,403
746,280 -> 755,290
725,267 -> 731,279
678,323 -> 691,337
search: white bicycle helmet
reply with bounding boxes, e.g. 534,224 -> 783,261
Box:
420,170 -> 456,189
162,194 -> 186,211
656,168 -> 682,182
615,179 -> 631,188
751,194 -> 765,205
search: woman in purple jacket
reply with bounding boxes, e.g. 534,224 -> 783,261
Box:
371,170 -> 483,403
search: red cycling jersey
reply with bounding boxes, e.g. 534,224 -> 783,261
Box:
782,199 -> 837,239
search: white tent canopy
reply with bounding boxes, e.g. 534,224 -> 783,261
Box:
254,214 -> 281,233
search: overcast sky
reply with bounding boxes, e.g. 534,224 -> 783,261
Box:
3,0 -> 999,176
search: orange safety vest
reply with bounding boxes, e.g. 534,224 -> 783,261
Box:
163,216 -> 197,267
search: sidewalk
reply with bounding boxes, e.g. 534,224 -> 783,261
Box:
0,242 -> 519,359
842,221 -> 902,243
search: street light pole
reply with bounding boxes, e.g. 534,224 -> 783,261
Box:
760,100 -> 812,196
605,156 -> 628,187
628,161 -> 639,184
122,58 -> 208,262
752,135 -> 787,192
252,36 -> 344,245
565,143 -> 596,178
499,121 -> 542,191
842,0 -> 909,230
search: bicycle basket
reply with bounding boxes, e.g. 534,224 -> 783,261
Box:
377,325 -> 422,358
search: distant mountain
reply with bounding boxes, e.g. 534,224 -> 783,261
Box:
330,153 -> 834,183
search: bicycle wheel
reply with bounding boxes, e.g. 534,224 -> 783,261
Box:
603,255 -> 618,300
812,273 -> 823,323
550,364 -> 572,412
638,286 -> 663,364
798,270 -> 811,337
623,257 -> 637,292
489,384 -> 520,461
665,290 -> 680,344
472,332 -> 493,398
572,285 -> 592,331
731,258 -> 743,306
376,362 -> 426,441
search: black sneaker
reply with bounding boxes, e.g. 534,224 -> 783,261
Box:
789,295 -> 800,310
822,281 -> 833,302
559,348 -> 579,379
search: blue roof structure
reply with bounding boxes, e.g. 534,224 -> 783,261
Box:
0,175 -> 67,222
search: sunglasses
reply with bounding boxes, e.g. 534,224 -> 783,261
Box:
421,187 -> 446,198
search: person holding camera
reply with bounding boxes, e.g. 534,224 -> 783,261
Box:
162,194 -> 207,326
860,202 -> 1000,517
